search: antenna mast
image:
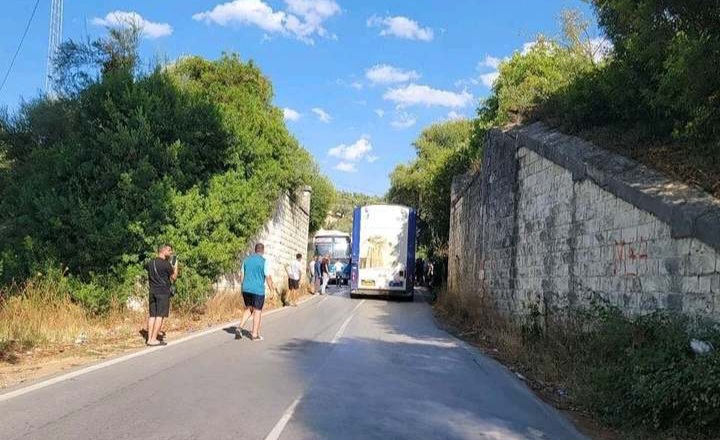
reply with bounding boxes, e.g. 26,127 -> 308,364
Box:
46,0 -> 63,95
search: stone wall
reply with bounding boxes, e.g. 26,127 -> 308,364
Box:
448,123 -> 720,319
215,187 -> 312,296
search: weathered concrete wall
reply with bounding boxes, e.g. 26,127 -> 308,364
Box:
215,187 -> 312,296
448,123 -> 720,319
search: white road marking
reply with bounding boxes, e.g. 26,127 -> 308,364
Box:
331,300 -> 364,344
264,396 -> 302,440
0,294 -> 321,403
264,299 -> 365,440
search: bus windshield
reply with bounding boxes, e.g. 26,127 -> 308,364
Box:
314,236 -> 351,260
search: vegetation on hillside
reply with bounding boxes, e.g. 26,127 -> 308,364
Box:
324,191 -> 384,233
387,120 -> 475,259
531,2 -> 719,197
309,175 -> 336,233
0,26 -> 332,315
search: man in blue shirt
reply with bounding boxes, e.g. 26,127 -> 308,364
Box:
237,243 -> 275,341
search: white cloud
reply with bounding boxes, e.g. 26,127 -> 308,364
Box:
335,162 -> 357,173
366,64 -> 420,85
446,111 -> 465,120
590,37 -> 613,62
480,71 -> 500,88
374,109 -> 385,118
367,15 -> 433,42
521,41 -> 538,55
384,84 -> 473,108
390,111 -> 417,129
91,11 -> 173,39
283,107 -> 301,121
351,81 -> 364,90
311,107 -> 332,123
479,55 -> 502,69
366,155 -> 379,163
193,0 -> 340,44
329,136 -> 373,161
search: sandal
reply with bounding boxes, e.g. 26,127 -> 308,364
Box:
251,335 -> 264,342
146,341 -> 167,347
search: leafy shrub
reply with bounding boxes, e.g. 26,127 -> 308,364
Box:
387,119 -> 476,258
578,309 -> 720,432
0,27 -> 329,313
325,191 -> 384,234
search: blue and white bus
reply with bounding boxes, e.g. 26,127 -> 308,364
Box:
313,230 -> 351,285
350,205 -> 417,300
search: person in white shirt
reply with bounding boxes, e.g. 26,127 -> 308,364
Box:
333,260 -> 343,285
286,253 -> 303,306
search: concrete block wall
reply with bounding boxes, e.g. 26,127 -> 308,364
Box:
448,123 -> 720,319
215,187 -> 312,295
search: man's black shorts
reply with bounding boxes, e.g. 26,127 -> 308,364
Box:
149,293 -> 170,318
242,292 -> 265,310
288,278 -> 300,289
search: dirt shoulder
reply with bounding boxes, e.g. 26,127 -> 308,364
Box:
0,292 -> 314,391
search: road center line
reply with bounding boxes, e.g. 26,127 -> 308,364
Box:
264,396 -> 302,440
264,299 -> 365,440
331,299 -> 365,344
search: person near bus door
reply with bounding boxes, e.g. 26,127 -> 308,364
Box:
313,255 -> 322,294
320,255 -> 330,295
333,259 -> 343,285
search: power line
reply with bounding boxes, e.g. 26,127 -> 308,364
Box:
0,0 -> 42,94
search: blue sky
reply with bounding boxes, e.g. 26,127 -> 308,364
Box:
1,0 -> 599,196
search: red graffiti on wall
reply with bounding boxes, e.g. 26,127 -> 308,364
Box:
613,238 -> 648,276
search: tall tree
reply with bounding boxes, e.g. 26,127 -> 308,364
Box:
387,119 -> 475,258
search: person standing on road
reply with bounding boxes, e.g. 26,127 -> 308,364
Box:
146,244 -> 178,347
426,261 -> 435,287
285,253 -> 303,306
236,243 -> 275,341
320,256 -> 330,295
307,256 -> 316,293
333,260 -> 343,285
415,258 -> 424,286
313,255 -> 322,294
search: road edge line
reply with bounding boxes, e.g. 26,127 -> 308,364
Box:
0,294 -> 321,403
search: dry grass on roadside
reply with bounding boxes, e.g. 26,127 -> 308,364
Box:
0,279 -> 92,353
0,283 -> 288,365
434,288 -> 581,391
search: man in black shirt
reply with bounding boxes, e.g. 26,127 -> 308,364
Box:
146,244 -> 178,346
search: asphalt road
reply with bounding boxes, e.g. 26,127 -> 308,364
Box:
0,287 -> 586,440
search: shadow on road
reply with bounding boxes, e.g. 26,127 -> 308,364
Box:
268,297 -> 585,440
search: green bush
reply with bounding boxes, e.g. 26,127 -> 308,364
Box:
387,119 -> 476,257
576,309 -> 720,432
326,191 -> 384,234
0,27 -> 329,313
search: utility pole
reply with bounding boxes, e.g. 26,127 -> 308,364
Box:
46,0 -> 63,95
